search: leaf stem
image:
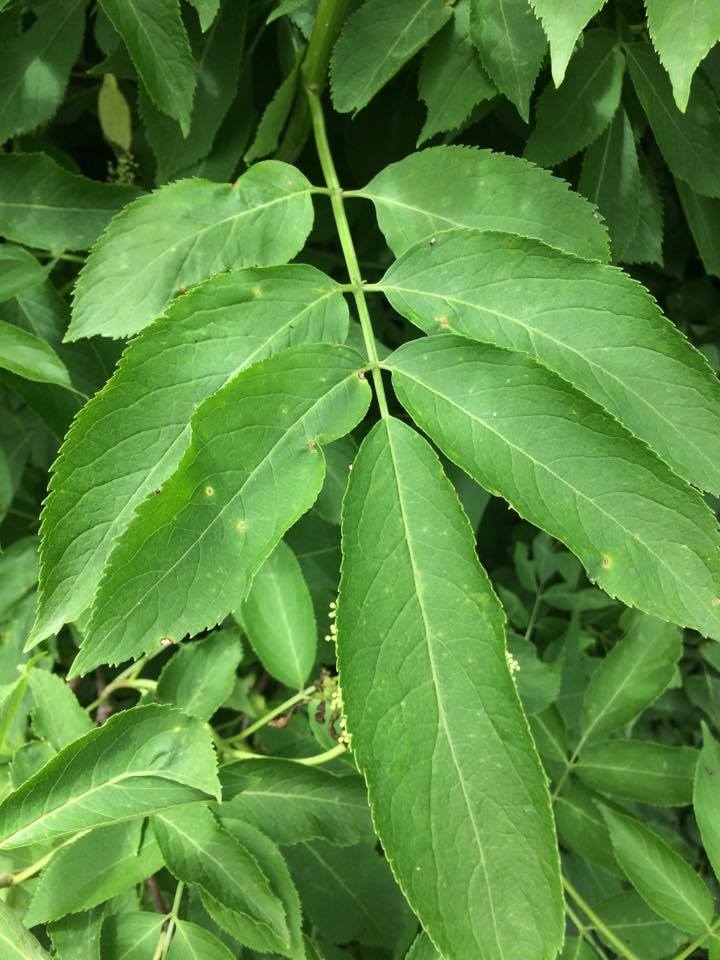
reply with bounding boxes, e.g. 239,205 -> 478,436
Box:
307,88 -> 389,418
152,880 -> 184,960
669,916 -> 720,960
562,876 -> 641,960
296,742 -> 348,765
225,683 -> 317,744
0,829 -> 90,887
564,901 -> 610,959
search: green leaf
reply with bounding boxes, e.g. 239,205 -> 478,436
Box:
0,321 -> 73,389
602,807 -> 715,935
337,417 -> 563,959
32,265 -> 347,647
330,0 -> 451,113
283,840 -> 414,950
554,783 -> 619,875
694,722 -> 720,882
0,153 -> 141,253
529,0 -> 608,85
215,815 -> 305,959
141,0 -> 247,182
98,0 -> 196,134
153,804 -> 290,954
72,343 -> 370,675
380,231 -> 720,496
0,246 -> 49,304
98,74 -> 132,152
594,891 -> 688,959
0,0 -> 86,144
219,757 -> 373,845
28,666 -> 93,749
67,161 -> 315,340
24,820 -> 163,925
507,634 -> 562,714
676,178 -> 720,278
0,900 -> 50,960
579,108 -> 641,262
559,939 -> 595,960
528,705 -> 568,781
49,906 -> 104,960
580,612 -> 682,741
0,536 -> 38,616
525,29 -> 624,167
314,436 -> 356,524
469,0 -> 547,121
156,631 -> 242,721
385,335 -> 720,638
168,920 -> 235,960
646,0 -> 720,111
627,42 -> 720,198
576,739 -> 698,806
245,44 -> 303,164
10,740 -> 55,789
0,703 -> 219,848
188,0 -> 220,31
240,540 -> 316,690
622,156 -> 664,266
417,0 -> 495,145
101,913 -> 164,960
406,933 -> 442,959
360,145 -> 610,261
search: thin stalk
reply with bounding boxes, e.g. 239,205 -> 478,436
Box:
307,88 -> 389,418
563,877 -> 641,960
564,901 -> 609,959
296,743 -> 347,765
152,880 -> 185,960
0,830 -> 90,887
85,651 -> 160,712
226,684 -> 317,744
669,916 -> 720,960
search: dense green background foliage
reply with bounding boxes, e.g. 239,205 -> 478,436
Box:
2,0 -> 720,957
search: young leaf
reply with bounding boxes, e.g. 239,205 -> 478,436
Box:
152,804 -> 290,954
602,807 -> 715,935
0,322 -> 73,389
98,0 -> 197,134
693,722 -> 720,881
380,230 -> 720,495
676,179 -> 720,278
385,335 -> 720,638
0,0 -> 86,145
67,161 -> 315,340
580,612 -> 682,741
417,0 -> 495,145
219,757 -> 373,845
32,265 -> 347,647
627,42 -> 720,198
141,0 -> 246,182
337,417 -> 563,959
529,0 -> 608,85
646,0 -> 720,111
216,815 -> 305,959
0,900 -> 50,960
330,0 -> 451,113
468,0 -> 547,121
156,631 -> 242,721
72,343 -> 371,675
188,0 -> 220,31
98,74 -> 132,152
0,153 -> 141,253
576,739 -> 698,806
28,667 -> 93,749
24,820 -> 163,925
168,920 -> 235,960
360,145 -> 610,261
240,540 -> 316,690
579,108 -> 641,261
283,840 -> 414,950
0,703 -> 220,848
524,29 -> 625,167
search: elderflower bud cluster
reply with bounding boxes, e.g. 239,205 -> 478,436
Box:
324,599 -> 338,643
330,683 -> 351,747
506,651 -> 521,675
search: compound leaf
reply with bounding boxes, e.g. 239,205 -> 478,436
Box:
0,704 -> 220,849
67,161 -> 315,340
385,335 -> 720,638
72,343 -> 371,675
361,145 -> 610,261
380,230 -> 720,495
337,416 -> 563,959
32,265 -> 347,646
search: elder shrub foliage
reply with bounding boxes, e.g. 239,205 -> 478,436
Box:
1,1 -> 720,958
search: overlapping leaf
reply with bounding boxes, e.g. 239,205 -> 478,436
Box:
529,0 -> 608,85
337,417 -> 563,959
646,0 -> 720,111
